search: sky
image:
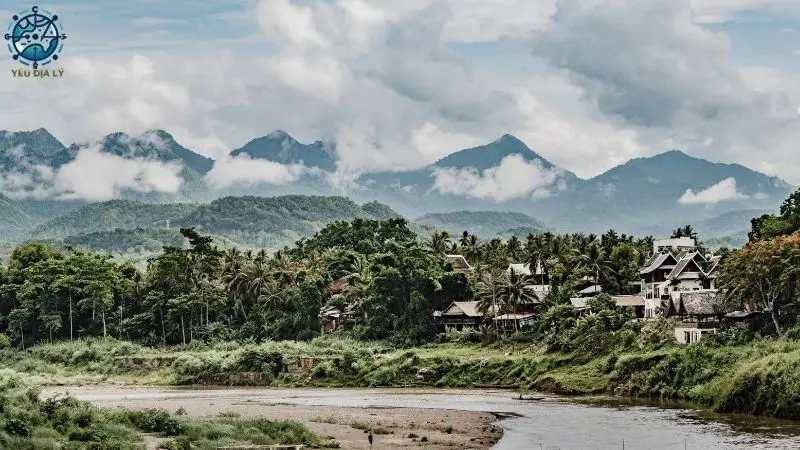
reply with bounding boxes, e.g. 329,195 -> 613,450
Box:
2,0 -> 800,186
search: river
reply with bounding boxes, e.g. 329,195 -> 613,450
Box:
54,387 -> 800,449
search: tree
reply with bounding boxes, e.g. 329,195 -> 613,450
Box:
718,235 -> 800,336
475,268 -> 502,330
426,231 -> 451,255
497,268 -> 538,332
574,243 -> 614,286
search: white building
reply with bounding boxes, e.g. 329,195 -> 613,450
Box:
652,237 -> 696,255
639,247 -> 720,319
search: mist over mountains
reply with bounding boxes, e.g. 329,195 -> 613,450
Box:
0,127 -> 792,246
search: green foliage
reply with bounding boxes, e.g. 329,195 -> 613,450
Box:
32,200 -> 198,240
0,370 -> 330,448
415,211 -> 547,237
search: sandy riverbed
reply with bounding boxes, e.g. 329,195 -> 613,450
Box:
42,387 -> 503,449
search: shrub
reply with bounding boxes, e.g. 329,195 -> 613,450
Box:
120,408 -> 184,436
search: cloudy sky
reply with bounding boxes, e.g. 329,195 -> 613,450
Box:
2,0 -> 800,183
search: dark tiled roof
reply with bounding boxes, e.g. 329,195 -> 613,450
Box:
640,252 -> 677,274
667,252 -> 707,280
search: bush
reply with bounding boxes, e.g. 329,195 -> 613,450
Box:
119,408 -> 184,436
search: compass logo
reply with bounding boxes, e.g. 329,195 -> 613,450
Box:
4,5 -> 66,78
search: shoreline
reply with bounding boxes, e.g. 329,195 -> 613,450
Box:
43,386 -> 506,449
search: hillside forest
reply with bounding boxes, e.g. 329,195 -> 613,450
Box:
0,185 -> 799,349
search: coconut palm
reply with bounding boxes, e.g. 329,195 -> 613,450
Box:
575,242 -> 615,285
497,268 -> 539,332
426,231 -> 451,255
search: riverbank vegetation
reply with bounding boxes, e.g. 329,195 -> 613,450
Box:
0,370 -> 334,449
3,190 -> 800,421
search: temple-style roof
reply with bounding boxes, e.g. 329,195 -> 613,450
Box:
666,289 -> 738,316
667,252 -> 707,280
705,256 -> 722,278
639,252 -> 677,275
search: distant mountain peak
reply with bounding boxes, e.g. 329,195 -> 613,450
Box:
433,133 -> 568,175
229,131 -> 335,171
493,133 -> 526,146
0,127 -> 68,166
265,130 -> 292,140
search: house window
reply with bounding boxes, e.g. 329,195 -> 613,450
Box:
684,331 -> 691,343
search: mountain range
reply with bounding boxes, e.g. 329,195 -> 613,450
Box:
0,127 -> 793,242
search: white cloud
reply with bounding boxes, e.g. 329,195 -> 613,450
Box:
678,177 -> 748,204
53,145 -> 183,201
205,155 -> 310,188
432,154 -> 559,201
530,0 -> 800,182
2,0 -> 800,199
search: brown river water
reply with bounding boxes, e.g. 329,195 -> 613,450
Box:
49,387 -> 800,449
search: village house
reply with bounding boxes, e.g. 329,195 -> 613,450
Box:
506,262 -> 550,298
435,301 -> 484,329
434,298 -> 542,331
666,289 -> 738,344
639,238 -> 721,318
446,255 -> 473,271
569,295 -> 646,318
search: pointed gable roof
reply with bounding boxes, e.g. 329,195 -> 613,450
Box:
442,301 -> 482,317
704,256 -> 722,278
446,255 -> 472,271
640,252 -> 678,275
667,252 -> 708,280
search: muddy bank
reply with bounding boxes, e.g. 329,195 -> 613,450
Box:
43,387 -> 503,449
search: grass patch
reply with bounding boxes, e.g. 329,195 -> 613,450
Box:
9,336 -> 800,420
0,370 -> 334,449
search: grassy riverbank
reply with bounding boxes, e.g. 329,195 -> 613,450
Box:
0,371 -> 335,449
3,332 -> 800,420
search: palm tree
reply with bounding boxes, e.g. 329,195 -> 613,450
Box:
575,242 -> 615,286
506,236 -> 523,261
426,231 -> 451,255
523,233 -> 547,282
459,231 -> 471,249
475,269 -> 502,331
222,248 -> 248,321
463,235 -> 481,263
343,257 -> 373,317
498,268 -> 539,332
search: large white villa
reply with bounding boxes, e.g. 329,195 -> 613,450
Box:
639,238 -> 721,318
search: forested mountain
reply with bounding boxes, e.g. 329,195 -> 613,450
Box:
32,200 -> 199,239
25,196 -> 402,253
550,150 -> 790,234
91,130 -> 214,175
0,127 -> 793,241
229,131 -> 336,171
415,211 -> 548,237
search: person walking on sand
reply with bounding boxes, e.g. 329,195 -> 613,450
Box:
368,431 -> 373,446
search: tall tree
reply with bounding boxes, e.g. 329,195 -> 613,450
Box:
719,235 -> 800,336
